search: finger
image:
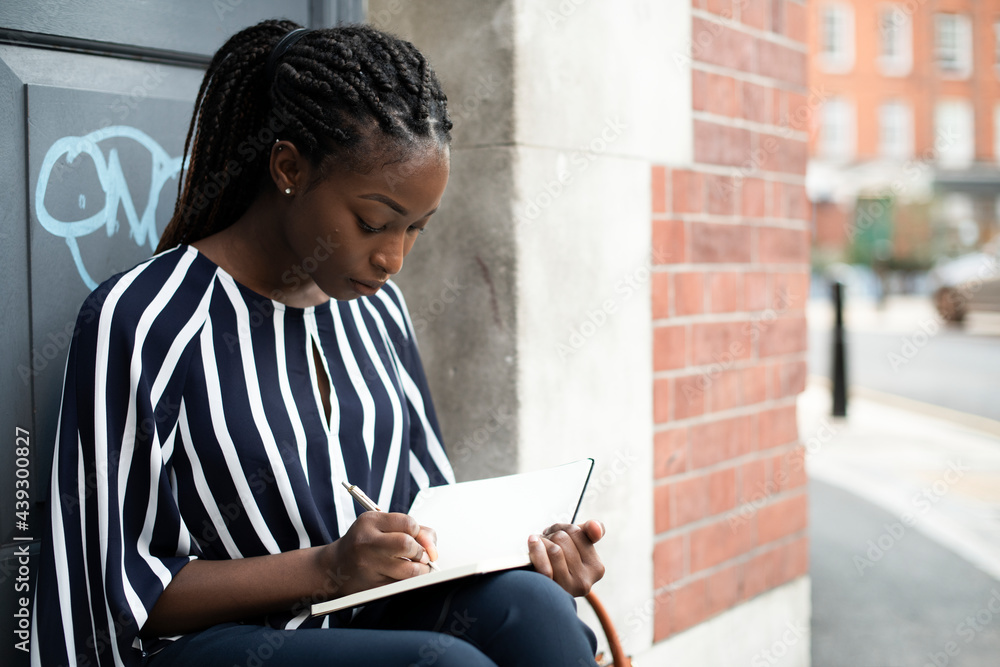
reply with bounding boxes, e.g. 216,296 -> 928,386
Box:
373,512 -> 422,538
528,534 -> 553,579
546,529 -> 585,578
539,535 -> 572,588
415,526 -> 438,563
582,519 -> 605,543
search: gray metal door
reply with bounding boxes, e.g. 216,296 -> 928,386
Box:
0,2 -> 364,664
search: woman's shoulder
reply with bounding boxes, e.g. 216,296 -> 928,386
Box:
74,244 -> 217,344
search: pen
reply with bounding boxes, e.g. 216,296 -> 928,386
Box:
342,480 -> 440,572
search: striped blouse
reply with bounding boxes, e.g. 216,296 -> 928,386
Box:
32,244 -> 455,667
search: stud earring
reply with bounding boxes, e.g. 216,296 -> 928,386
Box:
284,187 -> 292,195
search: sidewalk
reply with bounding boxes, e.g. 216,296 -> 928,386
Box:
799,379 -> 1000,582
801,380 -> 1000,665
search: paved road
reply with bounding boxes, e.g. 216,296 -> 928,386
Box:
811,479 -> 1000,667
808,301 -> 1000,422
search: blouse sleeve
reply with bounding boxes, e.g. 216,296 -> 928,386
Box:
377,283 -> 456,490
33,267 -> 203,667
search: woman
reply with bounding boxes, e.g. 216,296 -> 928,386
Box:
33,19 -> 605,667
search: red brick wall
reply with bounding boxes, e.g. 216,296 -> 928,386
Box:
649,0 -> 811,641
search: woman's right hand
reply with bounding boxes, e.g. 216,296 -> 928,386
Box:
320,512 -> 438,598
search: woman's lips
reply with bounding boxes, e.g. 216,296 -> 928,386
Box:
350,278 -> 384,296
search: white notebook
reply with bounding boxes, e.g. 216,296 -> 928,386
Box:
310,458 -> 595,616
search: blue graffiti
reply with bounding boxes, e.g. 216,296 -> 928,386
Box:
34,125 -> 184,289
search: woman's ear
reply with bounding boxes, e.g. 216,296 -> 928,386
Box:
270,140 -> 306,195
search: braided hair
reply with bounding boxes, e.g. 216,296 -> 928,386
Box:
156,19 -> 453,252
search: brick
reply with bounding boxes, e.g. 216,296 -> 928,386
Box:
757,133 -> 808,174
654,427 -> 689,478
759,227 -> 809,264
744,272 -> 769,310
692,17 -> 756,72
758,404 -> 798,449
784,1 -> 807,43
772,359 -> 807,398
744,542 -> 792,599
783,445 -> 808,490
694,120 -> 753,167
708,466 -> 738,514
652,165 -> 668,213
778,182 -> 810,221
705,173 -> 739,215
675,374 -> 707,420
706,563 -> 744,616
692,321 -> 753,365
759,315 -> 807,357
654,325 -> 687,371
709,272 -> 743,313
705,0 -> 735,17
790,535 -> 809,577
771,271 -> 810,310
670,578 -> 709,634
672,474 -> 711,526
654,378 -> 672,424
742,178 -> 767,218
691,222 -> 753,263
757,493 -> 808,544
653,218 -> 686,264
691,415 -> 754,468
652,272 -> 671,319
675,272 -> 706,315
784,91 -> 811,131
690,517 -> 752,572
654,590 -> 673,642
756,39 -> 806,87
654,482 -> 672,533
741,0 -> 768,31
654,535 -> 687,587
770,0 -> 784,36
672,170 -> 703,214
741,81 -> 770,125
739,458 -> 769,504
694,70 -> 739,117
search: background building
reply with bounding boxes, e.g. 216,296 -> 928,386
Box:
808,0 -> 1000,280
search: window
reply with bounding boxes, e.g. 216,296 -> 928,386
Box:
935,100 -> 975,168
879,101 -> 912,160
935,14 -> 973,78
878,5 -> 912,76
820,97 -> 855,162
820,4 -> 854,72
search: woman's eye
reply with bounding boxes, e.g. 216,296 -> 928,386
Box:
356,217 -> 383,234
409,226 -> 427,235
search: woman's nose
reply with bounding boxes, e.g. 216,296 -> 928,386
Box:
372,232 -> 406,277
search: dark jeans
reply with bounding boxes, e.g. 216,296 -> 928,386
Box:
146,569 -> 599,666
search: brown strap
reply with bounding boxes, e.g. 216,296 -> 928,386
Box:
585,592 -> 631,667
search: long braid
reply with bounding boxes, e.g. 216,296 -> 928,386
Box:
157,20 -> 452,253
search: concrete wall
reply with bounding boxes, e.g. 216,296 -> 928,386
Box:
370,0 -> 691,656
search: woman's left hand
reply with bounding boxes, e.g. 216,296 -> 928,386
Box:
528,519 -> 606,597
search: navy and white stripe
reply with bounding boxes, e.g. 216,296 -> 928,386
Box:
32,244 -> 454,667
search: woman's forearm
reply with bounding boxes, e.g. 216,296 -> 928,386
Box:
141,544 -> 344,637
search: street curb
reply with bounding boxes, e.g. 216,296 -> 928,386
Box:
807,375 -> 1000,439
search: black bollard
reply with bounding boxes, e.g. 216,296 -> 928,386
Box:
831,281 -> 848,417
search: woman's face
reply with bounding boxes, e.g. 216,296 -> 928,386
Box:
277,141 -> 450,301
